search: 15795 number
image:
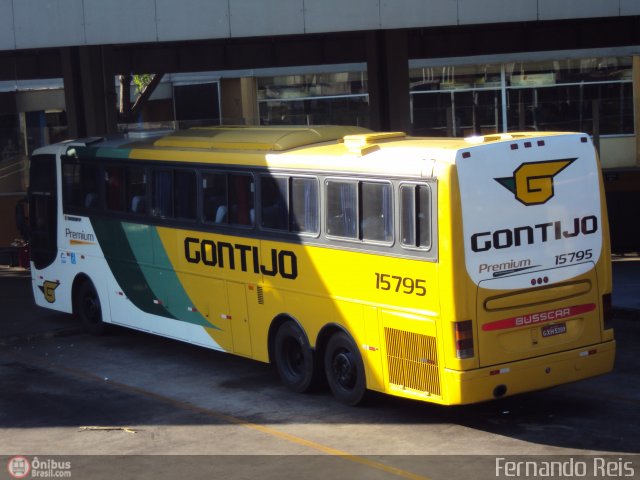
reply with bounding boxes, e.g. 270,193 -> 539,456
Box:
375,273 -> 426,296
555,249 -> 593,265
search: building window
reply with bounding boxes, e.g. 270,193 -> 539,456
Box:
410,56 -> 633,137
257,70 -> 369,127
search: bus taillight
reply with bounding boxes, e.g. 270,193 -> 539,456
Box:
602,293 -> 613,329
454,320 -> 474,359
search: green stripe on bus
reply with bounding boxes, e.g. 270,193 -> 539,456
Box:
126,224 -> 218,329
90,217 -> 173,319
90,217 -> 218,329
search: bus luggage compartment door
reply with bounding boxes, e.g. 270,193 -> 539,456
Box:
476,265 -> 602,367
226,281 -> 252,357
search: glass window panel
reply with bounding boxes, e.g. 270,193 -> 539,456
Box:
229,174 -> 254,226
105,166 -> 125,211
174,170 -> 197,220
151,170 -> 172,218
62,160 -> 81,208
361,182 -> 392,243
416,185 -> 431,248
202,172 -> 228,223
411,56 -> 633,137
291,177 -> 319,234
400,185 -> 416,247
326,180 -> 357,238
126,167 -> 147,214
81,164 -> 101,209
401,184 -> 431,249
260,176 -> 288,230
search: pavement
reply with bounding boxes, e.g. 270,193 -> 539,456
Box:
0,267 -> 80,341
611,254 -> 640,316
1,255 -> 638,341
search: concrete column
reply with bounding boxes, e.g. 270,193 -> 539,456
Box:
61,47 -> 84,139
220,77 -> 260,125
366,30 -> 411,133
633,56 -> 640,167
61,46 -> 118,138
240,77 -> 259,125
220,78 -> 242,124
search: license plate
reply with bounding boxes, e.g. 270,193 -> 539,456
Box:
541,323 -> 567,338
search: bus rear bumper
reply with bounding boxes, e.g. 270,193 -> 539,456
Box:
442,340 -> 616,405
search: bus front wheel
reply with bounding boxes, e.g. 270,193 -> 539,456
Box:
274,321 -> 315,393
324,331 -> 366,406
75,280 -> 107,335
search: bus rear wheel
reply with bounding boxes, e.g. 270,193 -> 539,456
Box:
324,331 -> 366,406
274,321 -> 315,393
75,280 -> 107,335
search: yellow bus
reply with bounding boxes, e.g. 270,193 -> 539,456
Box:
28,125 -> 615,405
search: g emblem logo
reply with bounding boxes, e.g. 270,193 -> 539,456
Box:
495,158 -> 576,205
38,280 -> 60,303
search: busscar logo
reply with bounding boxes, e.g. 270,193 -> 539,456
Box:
495,158 -> 576,205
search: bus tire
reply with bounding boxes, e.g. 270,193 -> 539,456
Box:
274,321 -> 315,393
75,280 -> 107,336
324,331 -> 366,406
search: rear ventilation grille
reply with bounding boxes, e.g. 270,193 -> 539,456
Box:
384,327 -> 441,397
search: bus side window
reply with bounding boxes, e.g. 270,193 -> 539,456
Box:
62,160 -> 82,209
326,180 -> 357,238
81,164 -> 101,209
202,172 -> 228,223
260,176 -> 288,230
126,167 -> 147,214
174,170 -> 197,220
291,177 -> 319,234
400,184 -> 431,249
361,182 -> 393,243
229,173 -> 254,226
151,170 -> 172,218
105,166 -> 126,212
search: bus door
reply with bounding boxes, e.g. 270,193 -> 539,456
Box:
456,134 -> 605,367
29,154 -> 58,270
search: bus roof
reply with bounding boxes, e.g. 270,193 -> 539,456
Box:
69,126 -> 586,177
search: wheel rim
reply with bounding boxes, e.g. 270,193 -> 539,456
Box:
331,349 -> 357,390
283,337 -> 304,377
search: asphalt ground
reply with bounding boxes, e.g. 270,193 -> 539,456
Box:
0,263 -> 639,479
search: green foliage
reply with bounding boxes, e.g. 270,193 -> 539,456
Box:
133,74 -> 154,95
